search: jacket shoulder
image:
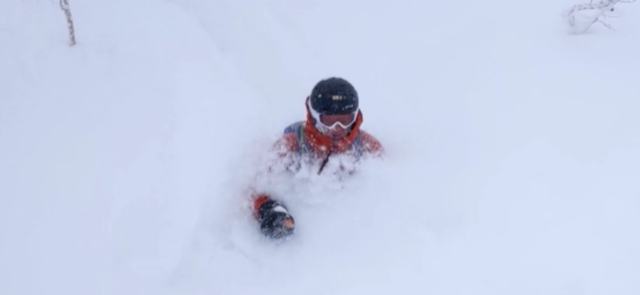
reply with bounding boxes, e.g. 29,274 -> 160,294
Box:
358,130 -> 383,156
274,121 -> 304,154
283,121 -> 305,135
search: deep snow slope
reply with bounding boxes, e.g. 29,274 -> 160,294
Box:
1,0 -> 640,295
0,0 -> 262,293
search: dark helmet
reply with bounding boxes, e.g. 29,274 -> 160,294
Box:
309,77 -> 359,115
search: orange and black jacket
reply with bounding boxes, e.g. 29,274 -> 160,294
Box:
251,105 -> 383,218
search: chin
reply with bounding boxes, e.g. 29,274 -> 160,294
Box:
321,127 -> 349,140
329,133 -> 348,140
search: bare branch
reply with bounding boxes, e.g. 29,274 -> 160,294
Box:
59,0 -> 76,46
564,0 -> 636,33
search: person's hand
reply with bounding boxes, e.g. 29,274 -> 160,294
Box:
258,200 -> 295,239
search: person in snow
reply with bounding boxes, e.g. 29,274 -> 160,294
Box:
250,77 -> 384,239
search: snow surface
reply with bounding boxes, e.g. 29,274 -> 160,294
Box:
1,0 -> 640,294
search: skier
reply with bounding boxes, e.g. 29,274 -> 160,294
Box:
249,77 -> 384,239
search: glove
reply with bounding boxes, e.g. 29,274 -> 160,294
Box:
257,199 -> 295,239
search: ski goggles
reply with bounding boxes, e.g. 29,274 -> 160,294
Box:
319,112 -> 357,129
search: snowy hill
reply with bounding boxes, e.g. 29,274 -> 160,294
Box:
1,0 -> 639,294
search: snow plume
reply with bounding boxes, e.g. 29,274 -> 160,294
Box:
167,140 -> 399,295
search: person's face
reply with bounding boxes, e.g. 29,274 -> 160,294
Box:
318,112 -> 356,140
